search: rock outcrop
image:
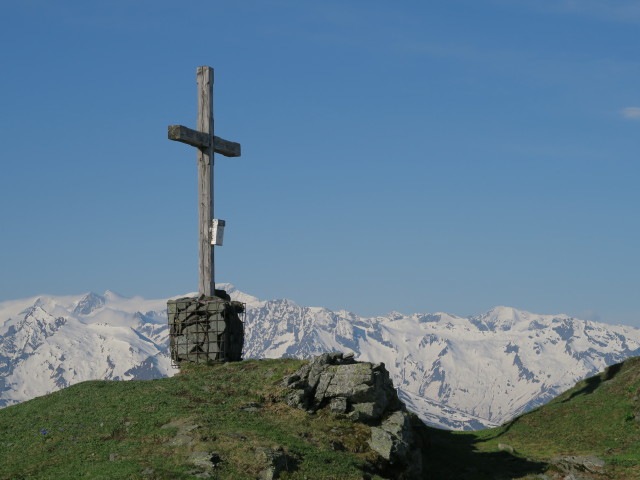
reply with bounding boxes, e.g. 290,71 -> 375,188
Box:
550,455 -> 605,476
283,352 -> 427,479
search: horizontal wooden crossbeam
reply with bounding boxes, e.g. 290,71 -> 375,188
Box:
168,125 -> 241,157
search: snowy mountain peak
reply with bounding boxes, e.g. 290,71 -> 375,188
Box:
484,306 -> 529,329
469,306 -> 546,331
21,305 -> 62,326
218,283 -> 262,307
385,311 -> 406,320
73,292 -> 105,316
29,296 -> 63,316
9,305 -> 67,353
2,288 -> 640,432
31,297 -> 46,309
0,292 -> 171,409
103,290 -> 127,301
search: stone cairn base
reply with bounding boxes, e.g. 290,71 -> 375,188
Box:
167,289 -> 244,365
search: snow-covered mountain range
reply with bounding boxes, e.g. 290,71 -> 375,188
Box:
2,285 -> 639,430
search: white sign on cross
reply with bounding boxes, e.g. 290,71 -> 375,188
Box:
168,66 -> 241,297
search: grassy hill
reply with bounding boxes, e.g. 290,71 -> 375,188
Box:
1,356 -> 640,479
427,356 -> 640,479
0,358 -> 389,479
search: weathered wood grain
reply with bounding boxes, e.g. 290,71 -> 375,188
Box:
213,136 -> 241,157
168,125 -> 241,157
168,125 -> 208,148
197,66 -> 215,296
167,66 -> 242,297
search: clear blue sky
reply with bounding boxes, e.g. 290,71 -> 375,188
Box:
1,0 -> 639,326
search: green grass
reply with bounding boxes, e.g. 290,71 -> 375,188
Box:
424,356 -> 640,479
0,359 -> 383,480
3,356 -> 640,479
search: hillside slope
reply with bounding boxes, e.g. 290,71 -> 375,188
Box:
427,356 -> 640,479
0,358 -> 421,480
1,356 -> 640,479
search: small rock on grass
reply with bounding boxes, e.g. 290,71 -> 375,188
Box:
239,402 -> 262,413
163,434 -> 194,447
497,443 -> 515,454
255,446 -> 297,480
188,451 -> 222,470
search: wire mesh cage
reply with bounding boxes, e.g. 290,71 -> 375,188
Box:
167,296 -> 245,367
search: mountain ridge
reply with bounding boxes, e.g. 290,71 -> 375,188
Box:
2,354 -> 639,479
1,285 -> 639,431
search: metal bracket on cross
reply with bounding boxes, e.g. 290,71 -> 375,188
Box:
210,219 -> 225,246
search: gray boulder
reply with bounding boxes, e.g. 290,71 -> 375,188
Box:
284,352 -> 402,422
551,455 -> 605,474
283,352 -> 426,479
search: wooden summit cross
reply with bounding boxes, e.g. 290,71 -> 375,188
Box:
168,66 -> 241,297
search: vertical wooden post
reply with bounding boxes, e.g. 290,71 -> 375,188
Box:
169,67 -> 240,298
197,66 -> 214,296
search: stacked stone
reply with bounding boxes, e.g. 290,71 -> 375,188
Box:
167,291 -> 244,364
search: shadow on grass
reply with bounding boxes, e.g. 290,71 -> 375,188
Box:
423,427 -> 548,480
560,361 -> 623,404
